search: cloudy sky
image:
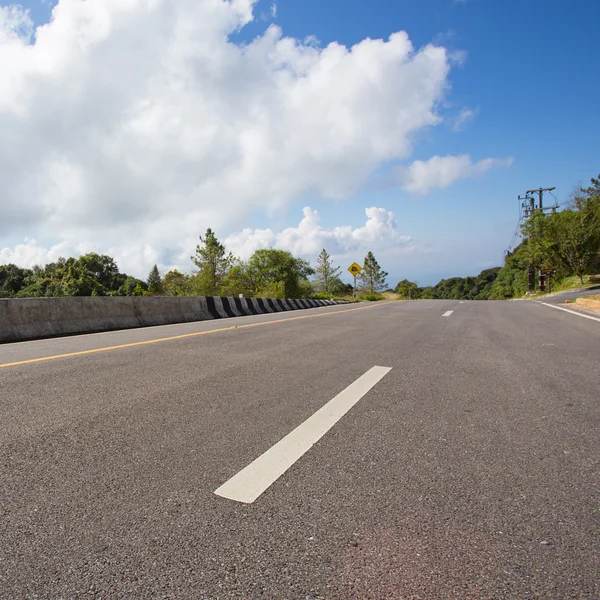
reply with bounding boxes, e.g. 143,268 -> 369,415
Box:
1,0 -> 598,286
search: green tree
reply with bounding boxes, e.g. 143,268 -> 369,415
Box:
191,228 -> 234,295
328,276 -> 353,296
162,270 -> 191,296
0,264 -> 32,297
471,268 -> 502,299
48,253 -> 124,296
572,174 -> 600,211
543,181 -> 600,283
1,253 -> 157,298
113,277 -> 148,296
358,251 -> 388,294
426,267 -> 501,300
489,267 -> 527,299
219,263 -> 253,298
147,264 -> 163,295
246,249 -> 314,298
395,279 -> 420,299
519,176 -> 600,286
520,210 -> 552,279
313,249 -> 341,293
20,253 -> 124,297
75,253 -> 122,295
420,286 -> 434,299
487,240 -> 532,299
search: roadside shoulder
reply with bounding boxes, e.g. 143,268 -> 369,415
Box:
572,296 -> 600,313
536,301 -> 600,323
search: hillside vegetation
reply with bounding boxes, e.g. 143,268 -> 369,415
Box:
395,173 -> 600,300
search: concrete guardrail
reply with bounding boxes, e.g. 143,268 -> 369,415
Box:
0,296 -> 347,344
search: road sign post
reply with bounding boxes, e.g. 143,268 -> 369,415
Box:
347,262 -> 362,299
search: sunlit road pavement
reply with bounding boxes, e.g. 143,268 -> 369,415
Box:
1,300 -> 599,599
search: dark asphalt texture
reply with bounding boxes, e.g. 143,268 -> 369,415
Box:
1,300 -> 599,599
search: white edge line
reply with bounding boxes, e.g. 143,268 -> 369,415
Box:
442,310 -> 454,317
214,365 -> 392,504
536,301 -> 600,323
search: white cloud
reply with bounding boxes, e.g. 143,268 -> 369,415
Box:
0,0 -> 452,276
0,237 -> 166,279
394,154 -> 514,195
225,206 -> 413,261
303,34 -> 320,47
0,238 -> 82,268
0,5 -> 33,43
452,107 -> 476,131
270,2 -> 277,18
1,206 -> 414,274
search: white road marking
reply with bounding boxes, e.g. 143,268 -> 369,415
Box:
537,302 -> 600,323
459,301 -> 464,304
214,366 -> 392,504
442,311 -> 454,317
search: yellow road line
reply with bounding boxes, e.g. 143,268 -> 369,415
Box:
0,302 -> 391,369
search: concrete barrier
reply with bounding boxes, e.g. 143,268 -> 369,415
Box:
0,296 -> 348,344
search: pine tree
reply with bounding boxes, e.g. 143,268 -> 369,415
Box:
191,228 -> 234,295
314,249 -> 341,293
147,264 -> 163,295
359,251 -> 388,295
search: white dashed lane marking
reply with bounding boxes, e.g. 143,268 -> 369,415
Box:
215,366 -> 392,504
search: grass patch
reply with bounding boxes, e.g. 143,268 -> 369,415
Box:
355,293 -> 385,302
323,291 -> 401,302
549,275 -> 599,293
381,291 -> 401,300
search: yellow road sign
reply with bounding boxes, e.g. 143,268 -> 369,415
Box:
348,262 -> 362,275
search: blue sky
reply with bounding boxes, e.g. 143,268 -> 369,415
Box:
270,0 -> 600,281
1,0 -> 599,285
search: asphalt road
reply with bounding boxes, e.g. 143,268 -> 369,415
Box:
541,285 -> 600,303
1,300 -> 599,599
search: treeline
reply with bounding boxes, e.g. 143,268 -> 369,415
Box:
394,267 -> 501,300
0,254 -> 145,299
392,173 -> 600,300
0,229 -> 389,300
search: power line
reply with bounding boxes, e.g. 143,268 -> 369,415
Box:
504,214 -> 524,257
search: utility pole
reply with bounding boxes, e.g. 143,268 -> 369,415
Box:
526,187 -> 556,212
520,187 -> 556,292
519,193 -> 535,219
520,193 -> 536,292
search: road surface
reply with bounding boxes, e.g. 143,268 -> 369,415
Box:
541,285 -> 600,303
1,300 -> 599,599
